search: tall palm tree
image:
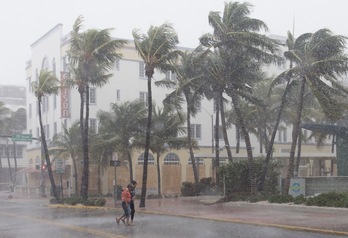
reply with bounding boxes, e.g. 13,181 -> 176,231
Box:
67,15 -> 126,200
200,1 -> 281,195
259,31 -> 296,191
97,100 -> 147,181
133,23 -> 180,207
31,69 -> 60,201
279,29 -> 348,194
51,121 -> 81,195
155,46 -> 209,185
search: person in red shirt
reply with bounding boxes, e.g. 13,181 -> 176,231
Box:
116,184 -> 132,226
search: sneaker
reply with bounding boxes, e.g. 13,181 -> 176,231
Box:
116,217 -> 120,225
121,218 -> 125,224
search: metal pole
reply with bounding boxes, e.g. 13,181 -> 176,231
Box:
114,162 -> 117,207
211,114 -> 214,153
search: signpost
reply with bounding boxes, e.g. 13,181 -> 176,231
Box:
55,158 -> 65,200
110,160 -> 121,207
12,134 -> 32,142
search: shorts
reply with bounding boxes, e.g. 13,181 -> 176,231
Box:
122,201 -> 130,217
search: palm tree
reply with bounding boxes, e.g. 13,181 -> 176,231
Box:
148,105 -> 188,196
200,1 -> 281,195
279,29 -> 348,194
155,46 -> 209,185
31,69 -> 60,201
258,31 -> 296,191
97,100 -> 147,181
51,121 -> 81,195
133,23 -> 180,207
67,15 -> 126,200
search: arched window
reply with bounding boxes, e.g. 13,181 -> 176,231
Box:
41,57 -> 49,70
164,153 -> 180,165
137,153 -> 155,165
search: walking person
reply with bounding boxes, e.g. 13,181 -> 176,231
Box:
116,183 -> 132,226
129,180 -> 137,225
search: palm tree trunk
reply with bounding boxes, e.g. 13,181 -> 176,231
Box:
38,99 -> 59,201
230,92 -> 257,195
12,141 -> 17,189
258,79 -> 290,191
72,155 -> 78,195
283,78 -> 306,194
185,96 -> 199,185
294,130 -> 302,177
140,75 -> 153,208
220,95 -> 233,163
214,96 -> 220,185
156,153 -> 161,196
128,151 -> 133,181
6,139 -> 12,192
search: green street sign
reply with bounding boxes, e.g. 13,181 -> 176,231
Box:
12,134 -> 32,142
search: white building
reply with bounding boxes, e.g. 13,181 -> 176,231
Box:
22,24 -> 335,195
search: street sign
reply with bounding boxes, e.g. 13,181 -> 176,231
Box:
12,134 -> 32,142
55,158 -> 65,174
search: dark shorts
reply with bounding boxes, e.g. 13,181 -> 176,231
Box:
122,201 -> 130,217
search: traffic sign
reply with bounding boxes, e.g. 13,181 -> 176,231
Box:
12,134 -> 32,142
55,158 -> 65,174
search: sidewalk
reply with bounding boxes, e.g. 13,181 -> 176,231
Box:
3,192 -> 348,236
111,196 -> 348,236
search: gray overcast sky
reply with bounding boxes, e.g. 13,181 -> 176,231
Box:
1,0 -> 347,86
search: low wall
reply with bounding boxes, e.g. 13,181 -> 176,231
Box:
304,176 -> 348,196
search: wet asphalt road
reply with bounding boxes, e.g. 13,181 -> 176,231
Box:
0,200 -> 345,238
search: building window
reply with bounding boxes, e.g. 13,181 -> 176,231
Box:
54,122 -> 57,137
90,118 -> 97,133
140,91 -> 148,107
89,88 -> 96,104
190,124 -> 202,140
278,128 -> 287,142
42,57 -> 49,70
139,62 -> 145,78
36,127 -> 40,138
116,89 -> 120,101
137,153 -> 155,165
115,59 -> 120,71
164,153 -> 180,165
165,71 -> 176,81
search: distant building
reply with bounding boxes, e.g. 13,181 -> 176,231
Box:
0,85 -> 26,111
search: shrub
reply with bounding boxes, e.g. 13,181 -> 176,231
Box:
306,192 -> 348,208
181,182 -> 202,196
293,194 -> 307,204
267,194 -> 293,203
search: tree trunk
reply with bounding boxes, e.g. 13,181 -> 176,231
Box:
38,98 -> 59,201
220,95 -> 233,163
185,94 -> 199,185
230,92 -> 257,195
140,75 -> 153,208
72,154 -> 78,195
128,150 -> 133,182
214,95 -> 220,185
283,78 -> 306,194
258,79 -> 290,191
156,153 -> 161,196
81,83 -> 90,201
